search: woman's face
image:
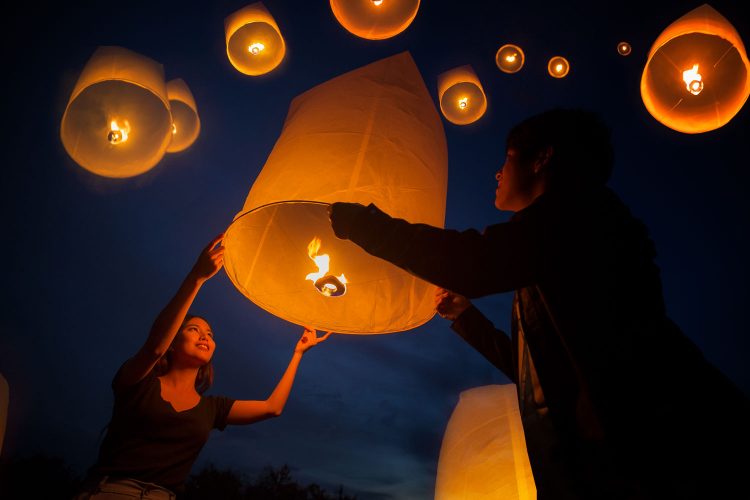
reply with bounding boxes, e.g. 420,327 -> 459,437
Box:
172,317 -> 215,366
494,148 -> 543,212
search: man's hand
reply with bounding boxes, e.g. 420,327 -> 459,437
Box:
434,287 -> 471,321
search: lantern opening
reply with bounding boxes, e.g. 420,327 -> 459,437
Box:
305,237 -> 348,298
458,97 -> 468,109
108,120 -> 130,144
683,64 -> 704,95
248,42 -> 265,55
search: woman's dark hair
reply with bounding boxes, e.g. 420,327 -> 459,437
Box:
506,108 -> 614,187
153,314 -> 215,394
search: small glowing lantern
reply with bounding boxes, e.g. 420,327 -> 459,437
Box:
166,79 -> 201,153
330,0 -> 420,40
618,41 -> 632,56
547,56 -> 570,78
437,65 -> 487,125
225,2 -> 285,76
60,46 -> 173,178
0,373 -> 8,455
224,52 -> 447,334
641,4 -> 750,133
435,385 -> 536,500
496,44 -> 525,73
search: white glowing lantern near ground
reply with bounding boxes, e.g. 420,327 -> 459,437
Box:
60,46 -> 172,178
641,4 -> 750,133
547,56 -> 570,78
223,52 -> 447,334
225,2 -> 286,76
496,44 -> 525,73
330,0 -> 420,40
435,385 -> 537,499
438,65 -> 487,125
166,79 -> 201,153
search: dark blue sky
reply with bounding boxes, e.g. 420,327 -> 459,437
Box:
3,1 -> 749,498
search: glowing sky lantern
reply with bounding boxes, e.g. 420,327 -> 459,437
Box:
496,44 -> 525,73
547,56 -> 570,78
0,373 -> 8,455
225,2 -> 285,76
435,385 -> 537,499
438,65 -> 488,125
166,79 -> 200,153
641,4 -> 750,134
60,47 -> 172,178
618,41 -> 632,56
330,0 -> 420,40
223,52 -> 447,334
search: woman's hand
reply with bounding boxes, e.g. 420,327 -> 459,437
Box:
189,233 -> 225,284
435,287 -> 472,321
295,327 -> 333,354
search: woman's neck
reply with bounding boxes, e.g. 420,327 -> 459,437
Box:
159,365 -> 200,391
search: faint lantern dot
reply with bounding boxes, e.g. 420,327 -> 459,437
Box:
618,41 -> 632,56
495,44 -> 525,73
547,56 -> 570,78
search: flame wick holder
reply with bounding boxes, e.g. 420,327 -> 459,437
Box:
314,275 -> 346,297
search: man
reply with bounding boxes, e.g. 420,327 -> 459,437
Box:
329,109 -> 748,498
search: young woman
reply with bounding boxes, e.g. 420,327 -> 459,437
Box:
77,234 -> 332,499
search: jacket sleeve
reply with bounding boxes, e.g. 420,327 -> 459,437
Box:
451,305 -> 516,382
346,204 -> 543,298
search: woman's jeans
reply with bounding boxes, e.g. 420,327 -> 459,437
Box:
74,476 -> 176,499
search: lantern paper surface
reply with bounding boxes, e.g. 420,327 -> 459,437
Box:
166,79 -> 201,153
225,2 -> 285,76
438,65 -> 488,125
0,373 -> 8,455
435,385 -> 537,500
60,46 -> 172,178
641,4 -> 750,134
224,52 -> 447,334
330,0 -> 420,40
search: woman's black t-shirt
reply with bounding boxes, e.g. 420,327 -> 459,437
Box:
90,365 -> 235,492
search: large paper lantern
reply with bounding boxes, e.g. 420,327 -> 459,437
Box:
223,52 -> 447,334
330,0 -> 420,40
225,2 -> 286,76
641,4 -> 750,134
166,79 -> 200,153
0,373 -> 8,455
435,385 -> 537,500
438,65 -> 487,125
60,46 -> 172,178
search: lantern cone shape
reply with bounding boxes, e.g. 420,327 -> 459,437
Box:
0,373 -> 8,455
641,4 -> 750,133
435,385 -> 537,500
60,46 -> 172,178
330,0 -> 420,40
225,2 -> 285,76
438,65 -> 488,125
224,52 -> 448,334
166,79 -> 201,153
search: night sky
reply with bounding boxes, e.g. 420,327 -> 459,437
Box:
3,1 -> 749,498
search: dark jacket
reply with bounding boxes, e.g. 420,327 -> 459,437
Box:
333,186 -> 749,498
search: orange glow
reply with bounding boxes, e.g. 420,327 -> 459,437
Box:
330,0 -> 420,40
305,237 -> 347,297
225,2 -> 285,76
641,4 -> 750,133
495,44 -> 525,73
166,79 -> 201,153
618,41 -> 632,56
438,65 -> 487,125
108,119 -> 130,144
547,56 -> 570,78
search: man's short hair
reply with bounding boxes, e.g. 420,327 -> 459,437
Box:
506,109 -> 614,187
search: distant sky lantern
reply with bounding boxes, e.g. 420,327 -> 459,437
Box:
495,44 -> 525,73
618,41 -> 632,56
330,0 -> 420,40
437,65 -> 487,125
165,79 -> 201,153
60,46 -> 172,178
547,56 -> 570,78
641,4 -> 750,134
225,2 -> 285,76
435,385 -> 536,499
223,52 -> 447,334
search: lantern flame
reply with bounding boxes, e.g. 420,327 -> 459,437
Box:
683,64 -> 703,95
171,123 -> 177,135
305,237 -> 347,297
248,42 -> 266,55
107,120 -> 130,144
555,63 -> 563,73
458,97 -> 468,109
505,54 -> 517,63
372,0 -> 384,6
